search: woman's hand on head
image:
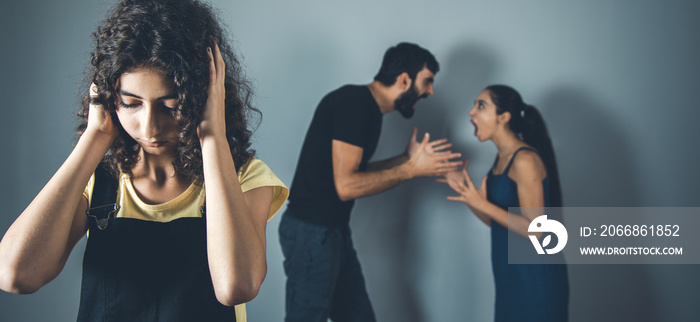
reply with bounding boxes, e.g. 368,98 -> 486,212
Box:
85,83 -> 119,142
198,42 -> 227,143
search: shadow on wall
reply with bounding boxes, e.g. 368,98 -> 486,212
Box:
541,88 -> 660,322
352,43 -> 499,322
542,87 -> 642,207
247,31 -> 348,322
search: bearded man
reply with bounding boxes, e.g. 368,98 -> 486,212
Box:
279,42 -> 461,322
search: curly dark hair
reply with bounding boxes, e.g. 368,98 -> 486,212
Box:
77,0 -> 259,183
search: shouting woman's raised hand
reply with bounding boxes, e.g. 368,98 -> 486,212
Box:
438,159 -> 488,207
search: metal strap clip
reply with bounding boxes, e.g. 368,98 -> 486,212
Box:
86,203 -> 119,230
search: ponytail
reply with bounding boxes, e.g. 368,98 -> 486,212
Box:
485,85 -> 563,207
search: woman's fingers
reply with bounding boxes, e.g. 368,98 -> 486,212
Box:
447,177 -> 468,194
446,196 -> 463,202
478,176 -> 488,197
436,164 -> 460,173
88,83 -> 100,108
458,158 -> 475,188
441,159 -> 485,204
85,83 -> 118,139
438,170 -> 463,184
199,41 -> 228,140
207,47 -> 216,86
214,42 -> 225,81
89,83 -> 98,98
446,177 -> 460,190
207,42 -> 226,85
463,168 -> 475,188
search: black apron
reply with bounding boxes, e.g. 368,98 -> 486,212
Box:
77,164 -> 237,321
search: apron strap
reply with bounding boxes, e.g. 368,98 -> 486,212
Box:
86,162 -> 118,230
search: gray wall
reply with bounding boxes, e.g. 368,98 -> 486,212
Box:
1,0 -> 699,321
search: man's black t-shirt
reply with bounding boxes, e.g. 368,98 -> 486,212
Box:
287,85 -> 383,227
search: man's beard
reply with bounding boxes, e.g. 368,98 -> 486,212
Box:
394,84 -> 427,119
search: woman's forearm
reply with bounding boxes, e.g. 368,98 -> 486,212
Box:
474,201 -> 533,238
468,205 -> 492,227
0,131 -> 111,293
200,135 -> 269,306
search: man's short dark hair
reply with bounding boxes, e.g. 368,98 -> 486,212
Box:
373,42 -> 439,86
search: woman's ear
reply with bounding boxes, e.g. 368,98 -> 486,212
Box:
498,111 -> 512,125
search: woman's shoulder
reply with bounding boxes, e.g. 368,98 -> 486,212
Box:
238,157 -> 268,175
513,147 -> 542,164
509,147 -> 547,181
237,157 -> 285,187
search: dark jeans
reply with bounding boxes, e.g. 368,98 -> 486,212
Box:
278,209 -> 376,322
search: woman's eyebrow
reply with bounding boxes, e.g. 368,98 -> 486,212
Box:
118,90 -> 177,100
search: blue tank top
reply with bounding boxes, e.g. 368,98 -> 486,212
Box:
485,147 -> 568,322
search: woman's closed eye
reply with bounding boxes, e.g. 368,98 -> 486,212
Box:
118,100 -> 177,111
118,101 -> 140,108
162,100 -> 178,111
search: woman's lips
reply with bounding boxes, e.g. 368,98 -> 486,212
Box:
471,120 -> 478,137
141,139 -> 167,147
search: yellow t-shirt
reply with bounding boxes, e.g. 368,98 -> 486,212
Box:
83,158 -> 289,322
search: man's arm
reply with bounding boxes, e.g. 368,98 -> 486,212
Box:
365,154 -> 409,172
332,132 -> 461,202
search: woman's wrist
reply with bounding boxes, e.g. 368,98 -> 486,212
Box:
197,118 -> 227,142
198,127 -> 227,145
199,131 -> 233,160
81,127 -> 117,148
468,198 -> 489,214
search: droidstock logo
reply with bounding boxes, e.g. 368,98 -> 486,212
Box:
528,215 -> 568,255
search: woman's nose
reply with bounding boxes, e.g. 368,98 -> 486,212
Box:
141,104 -> 162,138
